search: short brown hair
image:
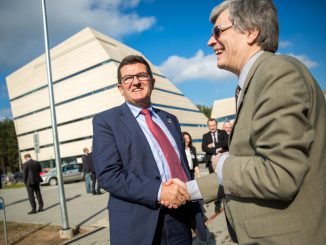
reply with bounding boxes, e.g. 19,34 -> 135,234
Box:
117,55 -> 154,84
24,153 -> 31,159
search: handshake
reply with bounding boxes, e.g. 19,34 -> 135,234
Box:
160,178 -> 190,209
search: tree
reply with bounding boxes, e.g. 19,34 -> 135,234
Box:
0,119 -> 19,174
197,104 -> 212,119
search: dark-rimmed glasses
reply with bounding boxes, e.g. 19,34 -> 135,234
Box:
212,23 -> 234,39
120,72 -> 150,85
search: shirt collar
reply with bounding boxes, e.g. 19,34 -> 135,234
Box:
238,50 -> 264,89
126,101 -> 154,118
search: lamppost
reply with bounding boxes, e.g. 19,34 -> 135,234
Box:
41,0 -> 73,239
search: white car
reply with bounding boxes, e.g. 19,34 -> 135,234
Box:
41,163 -> 83,186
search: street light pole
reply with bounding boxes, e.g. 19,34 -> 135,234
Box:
40,0 -> 73,238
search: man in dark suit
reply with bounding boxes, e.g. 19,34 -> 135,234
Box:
202,118 -> 228,173
87,151 -> 102,195
92,55 -> 206,245
168,0 -> 326,244
82,147 -> 92,194
202,118 -> 228,216
23,153 -> 44,214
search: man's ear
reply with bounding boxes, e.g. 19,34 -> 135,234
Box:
247,29 -> 259,45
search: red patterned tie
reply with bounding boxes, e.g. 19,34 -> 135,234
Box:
141,109 -> 188,182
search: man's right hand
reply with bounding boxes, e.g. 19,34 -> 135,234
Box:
160,179 -> 189,209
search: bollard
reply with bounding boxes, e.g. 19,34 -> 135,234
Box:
0,197 -> 8,245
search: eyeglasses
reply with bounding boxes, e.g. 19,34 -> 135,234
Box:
120,72 -> 150,85
212,23 -> 234,39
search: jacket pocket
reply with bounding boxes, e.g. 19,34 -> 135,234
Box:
244,211 -> 302,238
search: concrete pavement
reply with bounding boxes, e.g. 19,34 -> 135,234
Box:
0,164 -> 236,244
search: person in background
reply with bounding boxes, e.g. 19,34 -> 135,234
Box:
222,121 -> 233,135
82,147 -> 92,194
167,0 -> 326,244
201,118 -> 228,216
23,153 -> 44,214
92,55 -> 206,244
182,132 -> 200,180
87,150 -> 102,195
201,118 -> 228,174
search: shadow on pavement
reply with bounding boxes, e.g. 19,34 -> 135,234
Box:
6,198 -> 30,207
76,207 -> 107,229
43,194 -> 81,211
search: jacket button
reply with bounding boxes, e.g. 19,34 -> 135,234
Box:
155,176 -> 161,180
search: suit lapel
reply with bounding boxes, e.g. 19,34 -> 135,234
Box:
118,104 -> 159,172
230,52 -> 274,143
155,108 -> 181,151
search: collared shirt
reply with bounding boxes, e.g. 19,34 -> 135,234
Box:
236,50 -> 264,108
212,132 -> 218,147
126,102 -> 180,199
187,50 -> 264,199
217,50 -> 264,184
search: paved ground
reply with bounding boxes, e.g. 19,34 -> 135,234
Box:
0,164 -> 236,245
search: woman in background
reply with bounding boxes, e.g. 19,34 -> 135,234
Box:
182,132 -> 200,179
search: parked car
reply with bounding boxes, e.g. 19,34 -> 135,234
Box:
1,174 -> 9,184
41,163 -> 83,186
13,172 -> 24,184
197,152 -> 206,163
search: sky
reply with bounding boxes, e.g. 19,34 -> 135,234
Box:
1,0 -> 325,120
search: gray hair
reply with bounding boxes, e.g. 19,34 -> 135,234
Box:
210,0 -> 279,53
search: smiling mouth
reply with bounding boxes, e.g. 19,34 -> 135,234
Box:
132,88 -> 143,92
215,50 -> 223,55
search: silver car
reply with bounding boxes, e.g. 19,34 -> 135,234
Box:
41,163 -> 83,186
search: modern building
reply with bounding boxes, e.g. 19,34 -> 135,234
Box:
211,97 -> 236,128
6,27 -> 208,169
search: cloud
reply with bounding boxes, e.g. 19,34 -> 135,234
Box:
0,0 -> 156,70
279,41 -> 292,49
157,50 -> 235,83
287,53 -> 318,68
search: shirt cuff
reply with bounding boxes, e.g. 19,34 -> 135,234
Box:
186,180 -> 203,200
216,152 -> 229,185
157,183 -> 162,201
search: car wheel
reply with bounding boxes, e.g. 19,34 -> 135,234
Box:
49,178 -> 57,186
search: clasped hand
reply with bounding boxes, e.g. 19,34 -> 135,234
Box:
160,178 -> 189,209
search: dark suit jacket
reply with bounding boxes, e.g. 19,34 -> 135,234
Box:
197,52 -> 326,244
202,129 -> 228,166
188,145 -> 199,169
92,103 -> 206,244
87,152 -> 95,173
23,159 -> 43,186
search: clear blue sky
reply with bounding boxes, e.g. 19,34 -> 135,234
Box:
1,0 -> 325,120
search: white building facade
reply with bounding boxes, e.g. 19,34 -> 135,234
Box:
6,28 -> 208,169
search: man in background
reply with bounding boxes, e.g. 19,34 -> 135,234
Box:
82,147 -> 92,194
23,153 -> 44,214
222,121 -> 233,135
87,150 -> 102,195
202,118 -> 228,173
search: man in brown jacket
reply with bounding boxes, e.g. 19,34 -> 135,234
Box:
164,0 -> 326,244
